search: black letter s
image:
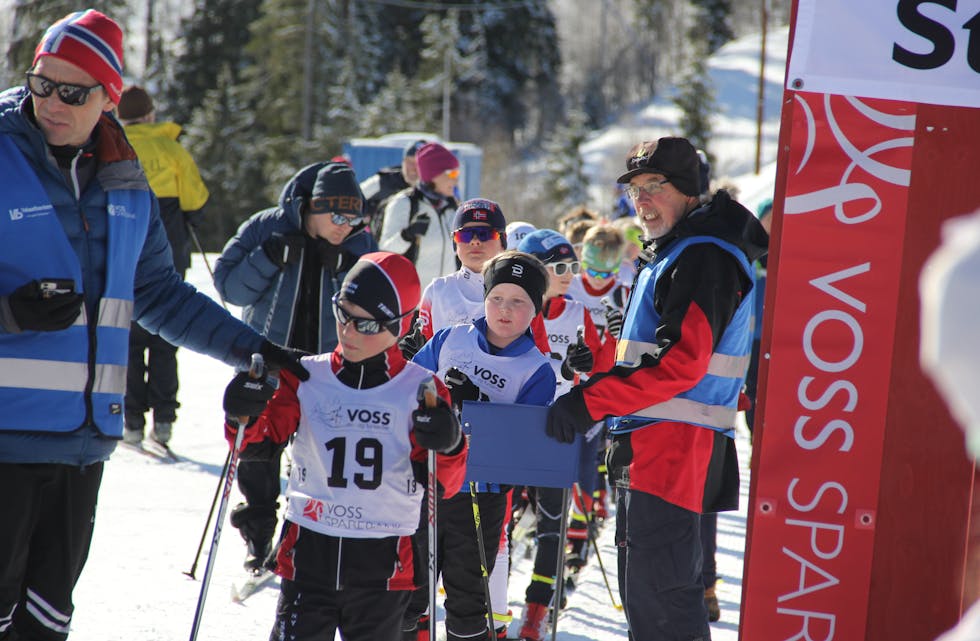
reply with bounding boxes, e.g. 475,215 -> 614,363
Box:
892,0 -> 957,70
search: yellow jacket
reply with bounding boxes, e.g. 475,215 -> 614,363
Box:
124,121 -> 208,211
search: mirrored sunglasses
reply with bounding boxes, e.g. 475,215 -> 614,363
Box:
326,212 -> 367,227
332,293 -> 405,335
453,227 -> 500,244
625,178 -> 670,200
584,266 -> 619,279
445,168 -> 460,180
546,261 -> 581,276
25,72 -> 101,106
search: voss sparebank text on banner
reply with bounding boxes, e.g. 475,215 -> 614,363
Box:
742,1 -> 980,640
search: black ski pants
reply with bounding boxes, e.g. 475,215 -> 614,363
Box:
615,489 -> 710,641
125,322 -> 180,427
233,442 -> 287,551
0,463 -> 102,641
524,485 -> 566,606
271,576 -> 410,641
405,489 -> 507,641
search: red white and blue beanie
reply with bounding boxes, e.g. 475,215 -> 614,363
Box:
452,198 -> 507,248
34,10 -> 124,103
339,252 -> 421,336
517,228 -> 577,264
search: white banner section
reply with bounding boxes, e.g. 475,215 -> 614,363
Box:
787,0 -> 980,108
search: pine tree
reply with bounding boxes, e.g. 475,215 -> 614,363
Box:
164,0 -> 262,124
543,108 -> 591,212
673,39 -> 715,157
4,0 -> 127,87
691,0 -> 734,54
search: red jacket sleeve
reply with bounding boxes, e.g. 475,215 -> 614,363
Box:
233,370 -> 303,448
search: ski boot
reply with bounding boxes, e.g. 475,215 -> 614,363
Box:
518,602 -> 548,641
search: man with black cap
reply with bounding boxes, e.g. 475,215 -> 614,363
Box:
360,138 -> 427,236
116,84 -> 210,446
214,161 -> 377,574
0,10 -> 306,640
544,136 -> 769,640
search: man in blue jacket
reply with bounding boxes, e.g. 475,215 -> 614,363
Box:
0,11 -> 305,641
214,161 -> 377,573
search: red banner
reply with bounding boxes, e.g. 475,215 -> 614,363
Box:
741,92 -> 916,640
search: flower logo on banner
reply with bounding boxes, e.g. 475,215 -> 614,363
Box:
785,94 -> 916,225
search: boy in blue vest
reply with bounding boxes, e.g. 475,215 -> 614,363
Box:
0,11 -> 304,641
222,252 -> 467,641
405,250 -> 556,641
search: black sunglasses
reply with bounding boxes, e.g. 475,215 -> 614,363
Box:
25,72 -> 101,106
332,293 -> 408,335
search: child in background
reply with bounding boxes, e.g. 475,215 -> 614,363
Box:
612,217 -> 644,285
221,252 -> 467,641
515,229 -> 606,641
407,250 -> 556,641
563,223 -> 631,571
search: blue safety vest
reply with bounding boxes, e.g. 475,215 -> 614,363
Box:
610,235 -> 754,437
0,135 -> 150,436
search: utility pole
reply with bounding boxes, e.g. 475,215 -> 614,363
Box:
442,48 -> 451,141
143,0 -> 154,83
301,0 -> 317,141
754,0 -> 769,174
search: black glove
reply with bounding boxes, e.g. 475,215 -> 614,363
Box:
183,209 -> 203,229
546,390 -> 593,444
398,323 -> 427,360
258,340 -> 310,381
313,238 -> 356,273
400,213 -> 431,241
561,338 -> 594,380
444,367 -> 485,411
2,280 -> 83,332
262,233 -> 305,269
604,308 -> 623,339
223,369 -> 276,418
412,397 -> 462,452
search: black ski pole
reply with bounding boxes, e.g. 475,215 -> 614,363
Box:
575,486 -> 622,611
417,379 -> 441,638
550,487 -> 572,641
186,225 -> 227,310
469,481 -> 498,641
188,353 -> 264,641
183,450 -> 232,580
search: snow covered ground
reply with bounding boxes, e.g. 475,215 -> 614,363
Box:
66,24 -> 788,641
66,256 -> 751,641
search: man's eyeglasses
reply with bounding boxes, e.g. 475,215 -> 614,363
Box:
625,178 -> 670,200
332,293 -> 407,335
453,227 -> 500,244
546,261 -> 581,276
584,266 -> 619,279
445,168 -> 460,180
25,72 -> 101,106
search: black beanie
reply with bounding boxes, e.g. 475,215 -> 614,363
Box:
309,163 -> 364,217
339,252 -> 420,336
483,251 -> 548,314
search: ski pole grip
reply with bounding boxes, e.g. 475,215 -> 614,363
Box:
576,325 -> 585,346
235,353 -> 266,425
417,377 -> 438,409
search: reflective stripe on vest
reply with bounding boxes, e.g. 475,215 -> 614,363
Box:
610,235 -> 754,436
0,135 -> 149,436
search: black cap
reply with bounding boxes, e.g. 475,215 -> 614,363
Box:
616,137 -> 701,197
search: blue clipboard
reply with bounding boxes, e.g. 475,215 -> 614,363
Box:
461,401 -> 581,489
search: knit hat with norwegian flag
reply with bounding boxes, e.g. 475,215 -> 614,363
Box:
452,198 -> 508,248
33,10 -> 125,103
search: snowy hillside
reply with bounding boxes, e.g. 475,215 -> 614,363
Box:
583,26 -> 789,216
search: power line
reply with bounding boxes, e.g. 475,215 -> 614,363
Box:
358,0 -> 538,10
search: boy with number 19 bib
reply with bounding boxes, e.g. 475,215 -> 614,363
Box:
222,252 -> 467,641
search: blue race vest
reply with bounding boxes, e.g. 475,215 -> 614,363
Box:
610,235 -> 754,437
0,135 -> 150,436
